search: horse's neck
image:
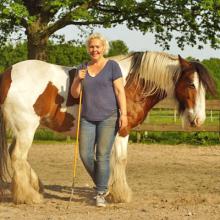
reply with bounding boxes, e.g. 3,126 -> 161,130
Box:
119,80 -> 166,137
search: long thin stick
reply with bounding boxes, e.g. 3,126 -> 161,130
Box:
68,89 -> 83,204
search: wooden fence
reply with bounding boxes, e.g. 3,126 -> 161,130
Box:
133,99 -> 220,133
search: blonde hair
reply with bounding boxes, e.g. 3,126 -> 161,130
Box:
86,33 -> 109,55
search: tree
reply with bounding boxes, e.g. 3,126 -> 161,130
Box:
0,0 -> 219,60
0,39 -> 129,70
47,42 -> 90,66
202,58 -> 220,98
0,42 -> 27,72
47,40 -> 128,65
108,40 -> 129,57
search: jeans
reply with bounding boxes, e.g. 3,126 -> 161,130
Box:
79,112 -> 118,193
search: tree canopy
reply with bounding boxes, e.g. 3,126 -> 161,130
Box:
108,40 -> 129,57
0,39 -> 129,71
0,0 -> 219,60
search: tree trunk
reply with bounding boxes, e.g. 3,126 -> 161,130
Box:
26,22 -> 49,61
27,34 -> 48,60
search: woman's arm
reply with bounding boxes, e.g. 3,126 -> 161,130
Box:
113,77 -> 128,131
71,69 -> 86,98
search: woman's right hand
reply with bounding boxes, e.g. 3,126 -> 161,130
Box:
71,68 -> 86,98
78,69 -> 87,80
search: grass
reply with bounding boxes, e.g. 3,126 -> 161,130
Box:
129,131 -> 220,145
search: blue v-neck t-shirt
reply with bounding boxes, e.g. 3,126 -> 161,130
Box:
80,60 -> 122,121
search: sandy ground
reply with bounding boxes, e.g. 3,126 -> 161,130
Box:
1,143 -> 220,220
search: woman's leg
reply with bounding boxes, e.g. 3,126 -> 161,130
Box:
95,114 -> 118,193
79,118 -> 96,183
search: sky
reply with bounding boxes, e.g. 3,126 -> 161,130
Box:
58,24 -> 219,60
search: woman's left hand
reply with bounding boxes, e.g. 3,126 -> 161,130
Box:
119,115 -> 128,132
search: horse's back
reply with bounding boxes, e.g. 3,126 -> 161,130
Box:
4,60 -> 71,104
11,60 -> 70,88
0,60 -> 78,135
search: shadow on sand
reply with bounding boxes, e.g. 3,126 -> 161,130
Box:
44,184 -> 95,205
0,182 -> 95,205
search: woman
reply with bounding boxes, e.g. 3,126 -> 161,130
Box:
71,33 -> 127,207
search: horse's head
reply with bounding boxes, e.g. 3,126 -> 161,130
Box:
175,55 -> 217,128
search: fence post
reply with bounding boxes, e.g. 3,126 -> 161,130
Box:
146,112 -> 150,123
66,136 -> 71,142
136,132 -> 141,143
174,109 -> 177,122
218,110 -> 220,141
210,110 -> 213,122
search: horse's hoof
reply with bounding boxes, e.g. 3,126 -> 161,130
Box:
13,192 -> 43,204
29,194 -> 43,204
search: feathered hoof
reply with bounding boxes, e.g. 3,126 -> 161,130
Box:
108,185 -> 132,203
12,191 -> 43,204
11,182 -> 44,204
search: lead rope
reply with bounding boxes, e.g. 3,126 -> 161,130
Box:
67,89 -> 83,209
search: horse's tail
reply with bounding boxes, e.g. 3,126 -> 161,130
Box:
0,106 -> 8,183
0,74 -> 10,193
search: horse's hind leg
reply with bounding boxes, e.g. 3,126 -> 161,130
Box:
10,126 -> 43,204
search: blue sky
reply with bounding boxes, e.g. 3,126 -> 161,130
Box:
58,24 -> 219,60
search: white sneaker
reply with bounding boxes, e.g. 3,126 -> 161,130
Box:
96,193 -> 106,207
93,190 -> 109,200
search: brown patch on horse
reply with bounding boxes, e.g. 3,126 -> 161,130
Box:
33,82 -> 75,132
176,56 -> 198,114
0,68 -> 12,104
119,76 -> 166,137
66,68 -> 80,106
175,69 -> 196,113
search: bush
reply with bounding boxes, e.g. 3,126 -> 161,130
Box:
34,128 -> 73,142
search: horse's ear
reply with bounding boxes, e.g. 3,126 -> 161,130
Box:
178,55 -> 191,70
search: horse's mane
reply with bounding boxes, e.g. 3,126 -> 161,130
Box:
112,52 -> 217,99
190,61 -> 217,96
126,51 -> 181,98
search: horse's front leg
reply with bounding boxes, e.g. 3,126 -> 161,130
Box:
10,129 -> 43,204
108,134 -> 132,202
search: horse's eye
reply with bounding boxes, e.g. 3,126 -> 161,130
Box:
188,83 -> 195,89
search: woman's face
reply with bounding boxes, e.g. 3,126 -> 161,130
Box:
88,38 -> 105,61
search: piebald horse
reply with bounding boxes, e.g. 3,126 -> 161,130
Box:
0,51 -> 216,204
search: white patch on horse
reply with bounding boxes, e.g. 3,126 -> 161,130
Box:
109,55 -> 132,84
181,72 -> 206,127
194,72 -> 206,126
